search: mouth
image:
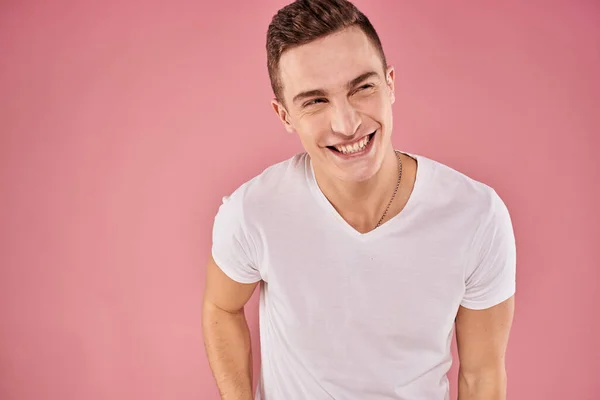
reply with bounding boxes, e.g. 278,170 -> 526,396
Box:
327,131 -> 376,156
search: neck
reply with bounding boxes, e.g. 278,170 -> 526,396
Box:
313,145 -> 399,232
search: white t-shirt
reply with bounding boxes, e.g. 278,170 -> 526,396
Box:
211,151 -> 516,400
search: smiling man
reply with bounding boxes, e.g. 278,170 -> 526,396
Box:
202,1 -> 516,399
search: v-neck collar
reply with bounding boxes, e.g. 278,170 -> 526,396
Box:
306,150 -> 430,241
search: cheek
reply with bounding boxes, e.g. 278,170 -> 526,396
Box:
356,94 -> 389,121
296,114 -> 331,145
295,127 -> 323,150
377,93 -> 394,120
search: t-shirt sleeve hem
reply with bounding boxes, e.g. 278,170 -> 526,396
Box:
212,250 -> 262,285
460,288 -> 515,311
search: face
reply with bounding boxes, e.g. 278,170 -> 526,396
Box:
272,26 -> 395,183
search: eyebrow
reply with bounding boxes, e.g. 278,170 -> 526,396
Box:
292,71 -> 380,105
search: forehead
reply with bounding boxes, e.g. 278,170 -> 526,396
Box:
279,26 -> 383,101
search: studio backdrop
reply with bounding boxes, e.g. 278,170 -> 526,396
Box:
0,1 -> 598,399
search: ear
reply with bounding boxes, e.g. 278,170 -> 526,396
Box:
385,66 -> 396,105
271,98 -> 296,134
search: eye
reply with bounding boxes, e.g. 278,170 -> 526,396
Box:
303,98 -> 327,107
351,83 -> 375,96
357,83 -> 374,91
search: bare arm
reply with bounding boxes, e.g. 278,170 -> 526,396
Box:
456,296 -> 515,400
202,255 -> 259,400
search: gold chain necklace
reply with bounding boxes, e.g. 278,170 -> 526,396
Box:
375,150 -> 403,228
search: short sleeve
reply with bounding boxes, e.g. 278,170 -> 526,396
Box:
461,190 -> 517,310
211,192 -> 262,284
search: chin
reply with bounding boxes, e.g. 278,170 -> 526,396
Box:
333,161 -> 380,183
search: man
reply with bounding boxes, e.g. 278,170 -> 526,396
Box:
202,0 -> 516,399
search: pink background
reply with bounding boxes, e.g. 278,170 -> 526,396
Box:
1,1 -> 599,399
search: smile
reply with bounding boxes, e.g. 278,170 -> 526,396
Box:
327,131 -> 376,155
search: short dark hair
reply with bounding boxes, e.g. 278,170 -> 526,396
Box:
266,0 -> 388,104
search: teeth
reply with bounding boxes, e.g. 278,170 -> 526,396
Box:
335,134 -> 371,154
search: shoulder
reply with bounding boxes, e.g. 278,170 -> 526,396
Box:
419,153 -> 506,211
217,152 -> 309,215
411,153 -> 511,230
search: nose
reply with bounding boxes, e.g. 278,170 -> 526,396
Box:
330,99 -> 361,137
